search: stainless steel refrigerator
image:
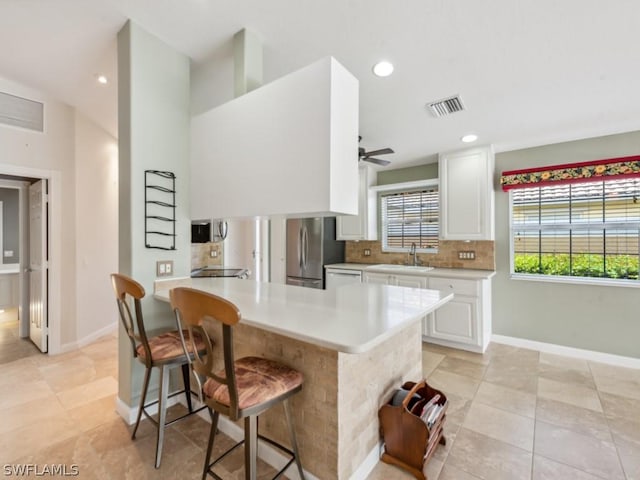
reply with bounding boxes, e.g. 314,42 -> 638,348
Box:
286,217 -> 345,289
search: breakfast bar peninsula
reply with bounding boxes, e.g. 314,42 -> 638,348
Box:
154,278 -> 452,479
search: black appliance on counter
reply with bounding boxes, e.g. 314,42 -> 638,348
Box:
191,220 -> 211,243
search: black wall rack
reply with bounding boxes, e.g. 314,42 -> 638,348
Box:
144,170 -> 176,250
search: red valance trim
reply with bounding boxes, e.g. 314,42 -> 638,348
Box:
500,154 -> 640,191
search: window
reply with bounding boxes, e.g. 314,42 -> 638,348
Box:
381,186 -> 439,252
511,178 -> 640,282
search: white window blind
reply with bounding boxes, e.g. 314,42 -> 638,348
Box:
511,178 -> 640,280
382,187 -> 439,251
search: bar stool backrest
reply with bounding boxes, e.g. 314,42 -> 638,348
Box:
169,287 -> 241,419
111,273 -> 152,366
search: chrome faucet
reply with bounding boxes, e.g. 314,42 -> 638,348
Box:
408,242 -> 423,266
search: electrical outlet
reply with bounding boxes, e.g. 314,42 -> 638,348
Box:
156,260 -> 174,277
363,249 -> 371,256
4,250 -> 13,257
458,251 -> 476,260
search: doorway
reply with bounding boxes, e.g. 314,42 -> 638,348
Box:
223,218 -> 270,282
0,178 -> 43,362
0,165 -> 60,356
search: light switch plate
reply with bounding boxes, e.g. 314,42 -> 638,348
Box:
458,251 -> 476,260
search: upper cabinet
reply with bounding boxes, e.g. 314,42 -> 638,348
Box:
439,146 -> 495,240
191,57 -> 359,220
336,165 -> 378,241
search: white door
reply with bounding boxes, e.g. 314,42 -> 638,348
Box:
224,218 -> 269,282
29,180 -> 47,352
394,274 -> 428,289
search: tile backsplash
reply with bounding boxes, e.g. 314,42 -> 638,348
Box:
190,242 -> 225,270
345,240 -> 495,270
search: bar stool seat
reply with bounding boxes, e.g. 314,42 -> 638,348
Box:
136,330 -> 204,362
203,356 -> 303,410
169,287 -> 306,480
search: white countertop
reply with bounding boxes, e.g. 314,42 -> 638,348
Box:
426,268 -> 496,280
325,263 -> 496,280
154,278 -> 452,354
324,263 -> 369,271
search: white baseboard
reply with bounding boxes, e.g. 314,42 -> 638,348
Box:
115,395 -> 181,425
59,322 -> 118,354
491,334 -> 640,369
349,443 -> 382,480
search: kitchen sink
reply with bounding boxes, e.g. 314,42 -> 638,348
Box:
364,264 -> 434,274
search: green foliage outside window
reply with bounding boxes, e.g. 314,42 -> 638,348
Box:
514,254 -> 639,280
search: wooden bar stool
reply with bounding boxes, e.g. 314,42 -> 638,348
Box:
111,273 -> 206,468
169,286 -> 305,480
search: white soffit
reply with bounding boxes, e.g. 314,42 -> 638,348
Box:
190,56 -> 359,219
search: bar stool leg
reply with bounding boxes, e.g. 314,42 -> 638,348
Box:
181,363 -> 193,412
244,415 -> 258,480
155,365 -> 170,468
283,399 -> 305,480
202,409 -> 220,480
132,366 -> 152,440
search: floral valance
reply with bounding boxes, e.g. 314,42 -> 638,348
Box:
500,154 -> 640,191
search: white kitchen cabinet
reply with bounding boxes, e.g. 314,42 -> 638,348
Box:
336,165 -> 378,241
363,267 -> 493,352
425,276 -> 492,353
363,272 -> 429,333
362,271 -> 389,284
362,271 -> 427,288
439,145 -> 495,240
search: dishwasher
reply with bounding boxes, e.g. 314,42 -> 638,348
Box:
325,267 -> 362,289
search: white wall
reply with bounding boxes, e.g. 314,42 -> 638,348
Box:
494,131 -> 640,358
0,76 -> 119,351
117,21 -> 191,406
74,111 -> 118,342
0,75 -> 77,347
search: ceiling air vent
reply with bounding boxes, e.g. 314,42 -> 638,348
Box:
0,91 -> 44,132
426,95 -> 465,118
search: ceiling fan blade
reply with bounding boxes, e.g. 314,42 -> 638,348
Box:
362,157 -> 391,166
363,147 -> 394,157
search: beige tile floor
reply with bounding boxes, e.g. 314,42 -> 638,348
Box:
0,310 -> 40,365
0,331 -> 639,479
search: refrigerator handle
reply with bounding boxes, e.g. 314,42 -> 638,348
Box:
298,226 -> 303,269
302,226 -> 309,269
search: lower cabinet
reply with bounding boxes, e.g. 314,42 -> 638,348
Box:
363,272 -> 427,288
426,276 -> 491,353
363,272 -> 429,333
363,270 -> 492,353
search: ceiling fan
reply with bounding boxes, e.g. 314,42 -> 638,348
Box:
358,136 -> 394,166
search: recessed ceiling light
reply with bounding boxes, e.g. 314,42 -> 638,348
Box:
372,61 -> 394,77
461,134 -> 478,143
97,75 -> 108,85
